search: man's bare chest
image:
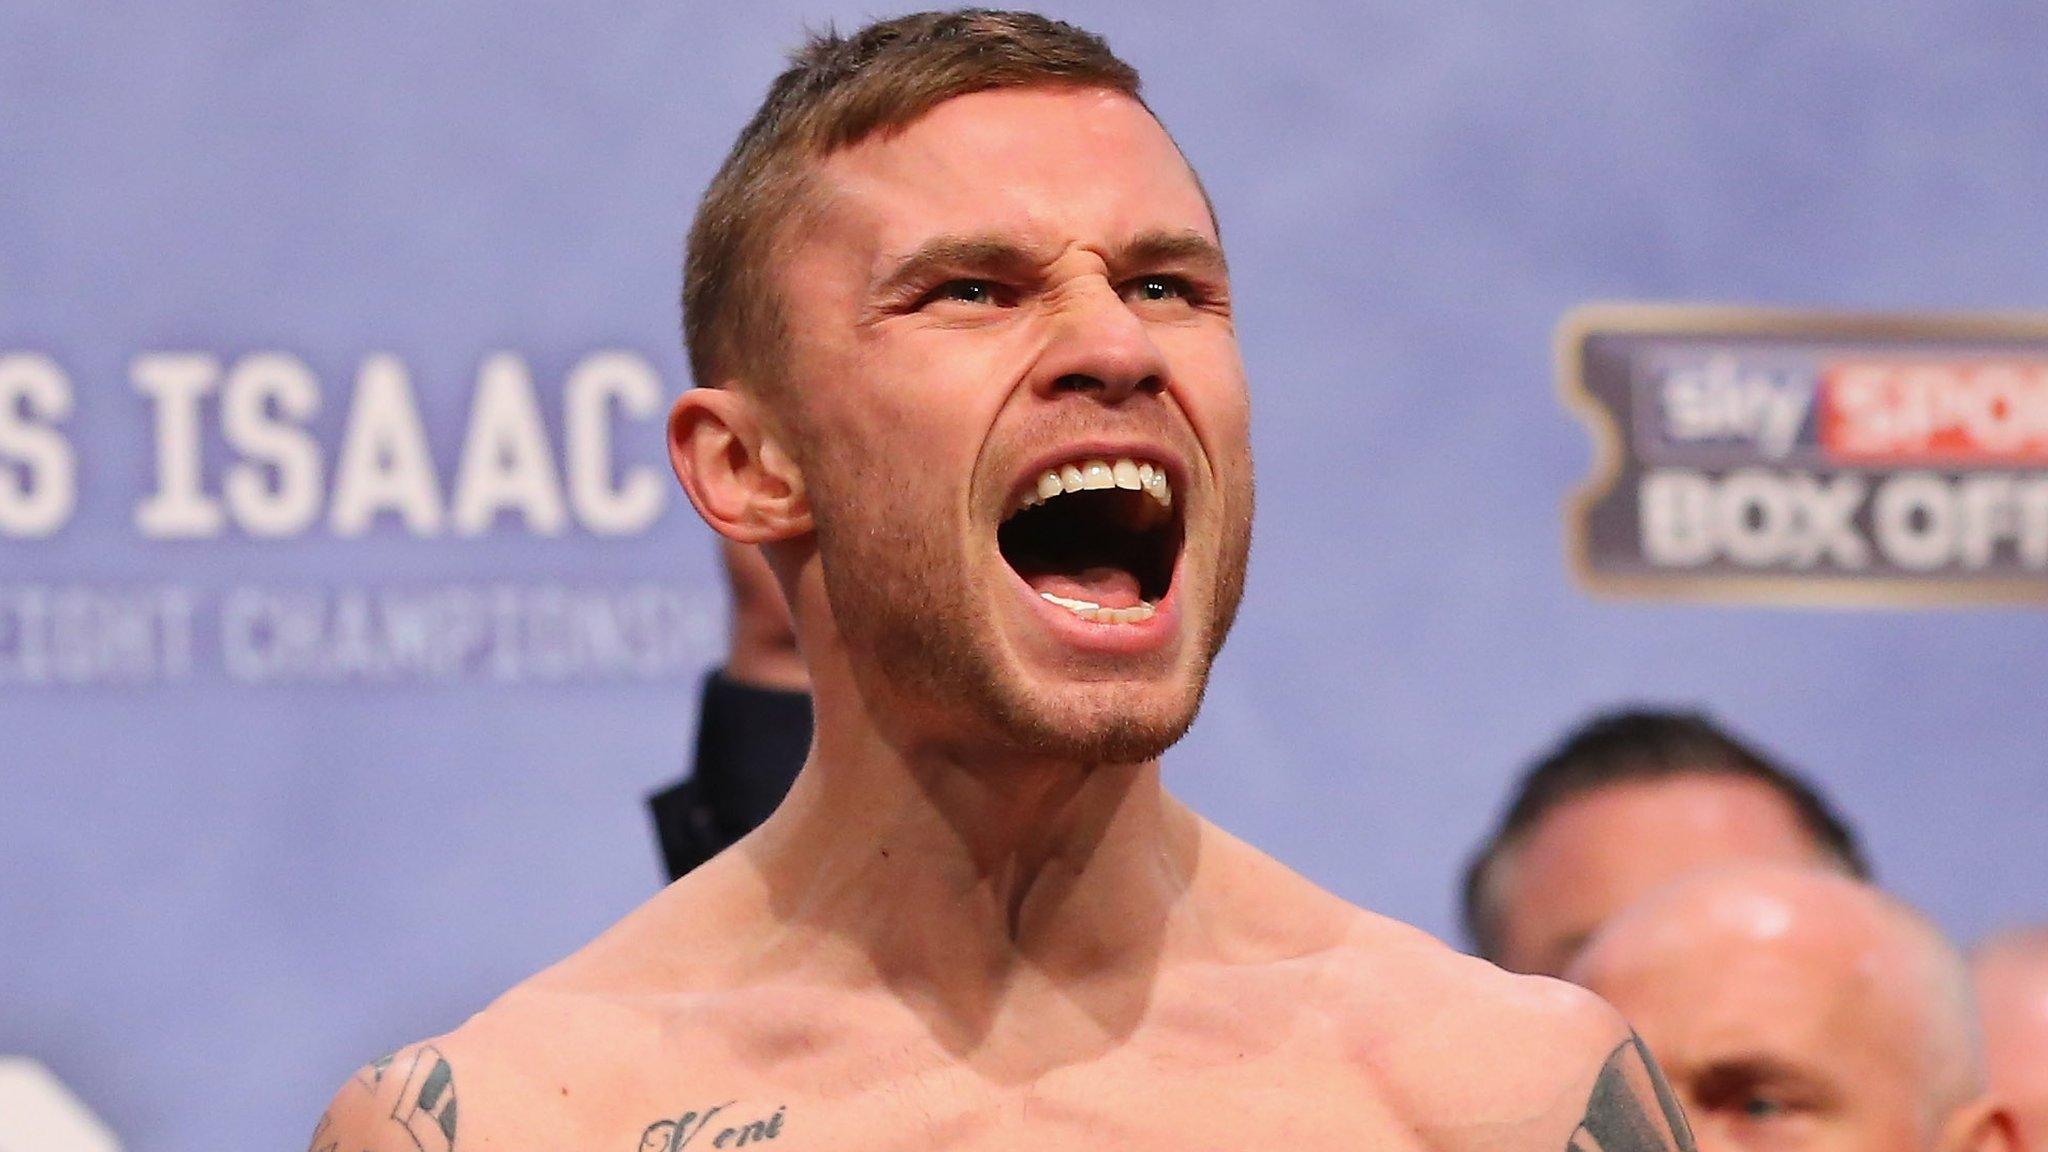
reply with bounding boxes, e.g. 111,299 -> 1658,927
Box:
463,957 -> 1460,1152
573,1055 -> 1424,1152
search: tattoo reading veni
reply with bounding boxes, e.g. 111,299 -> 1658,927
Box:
639,1102 -> 787,1150
1568,1033 -> 1697,1152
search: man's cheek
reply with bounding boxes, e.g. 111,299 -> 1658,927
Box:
1166,363 -> 1252,470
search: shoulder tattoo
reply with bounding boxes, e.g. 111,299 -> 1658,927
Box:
308,1045 -> 461,1152
1567,1032 -> 1696,1152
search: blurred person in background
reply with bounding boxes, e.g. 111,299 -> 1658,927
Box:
1974,928 -> 2048,1152
647,539 -> 810,880
1463,709 -> 1870,976
1569,865 -> 2018,1152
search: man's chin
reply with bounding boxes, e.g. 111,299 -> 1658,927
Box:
988,681 -> 1204,765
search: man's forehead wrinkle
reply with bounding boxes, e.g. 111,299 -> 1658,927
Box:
828,88 -> 1215,231
1616,953 -> 1851,1062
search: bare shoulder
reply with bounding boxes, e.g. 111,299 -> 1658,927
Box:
1322,912 -> 1695,1152
306,1040 -> 468,1152
299,906 -> 693,1150
303,980 -> 705,1152
305,1001 -> 598,1152
301,881 -> 806,1151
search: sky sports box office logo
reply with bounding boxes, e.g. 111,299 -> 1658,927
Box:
1560,305 -> 2048,606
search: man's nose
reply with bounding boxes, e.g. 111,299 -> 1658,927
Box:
1031,283 -> 1167,405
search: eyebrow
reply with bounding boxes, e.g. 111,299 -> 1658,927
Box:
869,234 -> 1055,302
1108,229 -> 1230,280
1688,1054 -> 1835,1096
867,228 -> 1230,302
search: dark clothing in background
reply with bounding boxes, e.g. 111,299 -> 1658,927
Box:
647,670 -> 812,882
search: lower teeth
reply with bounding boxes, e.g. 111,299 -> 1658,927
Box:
1039,591 -> 1156,624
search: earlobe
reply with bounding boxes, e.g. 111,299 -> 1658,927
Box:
667,387 -> 813,544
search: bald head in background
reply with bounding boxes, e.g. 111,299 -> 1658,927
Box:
1567,866 -> 2016,1152
1975,928 -> 2048,1152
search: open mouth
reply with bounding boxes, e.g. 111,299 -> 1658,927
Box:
998,457 -> 1183,625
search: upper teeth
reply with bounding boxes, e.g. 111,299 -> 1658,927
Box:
1015,457 -> 1172,515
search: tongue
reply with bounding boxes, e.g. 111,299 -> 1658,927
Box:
1027,565 -> 1144,609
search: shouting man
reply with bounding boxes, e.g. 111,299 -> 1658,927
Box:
313,12 -> 1699,1151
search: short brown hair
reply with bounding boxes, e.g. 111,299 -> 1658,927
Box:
1460,708 -> 1870,963
681,9 -> 1144,394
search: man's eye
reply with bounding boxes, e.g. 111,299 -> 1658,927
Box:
1696,1069 -> 1823,1126
925,280 -> 1003,307
1123,275 -> 1189,304
1738,1095 -> 1789,1120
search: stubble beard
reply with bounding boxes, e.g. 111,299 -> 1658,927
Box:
809,463 -> 1252,768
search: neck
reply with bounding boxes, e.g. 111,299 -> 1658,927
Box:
740,629 -> 1204,1060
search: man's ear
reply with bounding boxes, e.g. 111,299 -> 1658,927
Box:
1935,1096 -> 2020,1152
668,386 -> 813,543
